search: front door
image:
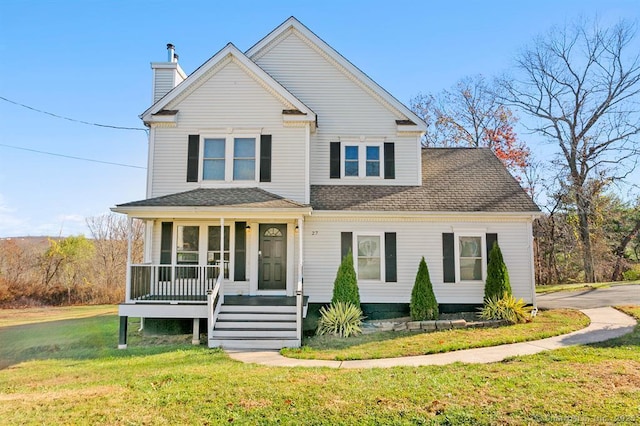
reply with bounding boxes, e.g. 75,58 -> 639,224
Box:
258,224 -> 287,291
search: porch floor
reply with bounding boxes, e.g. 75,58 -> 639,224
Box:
224,295 -> 309,306
134,295 -> 207,302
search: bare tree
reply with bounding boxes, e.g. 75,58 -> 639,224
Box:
500,19 -> 640,282
87,214 -> 143,302
411,75 -> 530,178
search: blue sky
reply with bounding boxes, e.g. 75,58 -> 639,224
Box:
0,0 -> 638,237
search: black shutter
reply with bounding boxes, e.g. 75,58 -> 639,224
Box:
341,232 -> 353,260
160,222 -> 173,281
234,222 -> 246,281
330,142 -> 341,178
260,135 -> 272,182
442,233 -> 455,283
187,135 -> 199,182
385,232 -> 397,282
486,233 -> 498,265
160,222 -> 173,264
384,142 -> 395,179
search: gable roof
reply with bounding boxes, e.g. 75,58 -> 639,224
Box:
115,188 -> 309,210
311,148 -> 540,213
246,17 -> 427,131
140,43 -> 316,123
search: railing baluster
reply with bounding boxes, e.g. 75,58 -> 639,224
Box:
127,263 -> 221,303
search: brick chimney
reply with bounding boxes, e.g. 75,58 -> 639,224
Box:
150,43 -> 187,103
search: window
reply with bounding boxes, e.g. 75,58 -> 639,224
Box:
208,226 -> 230,278
357,235 -> 381,280
201,135 -> 257,182
342,144 -> 383,178
459,236 -> 482,281
233,138 -> 256,180
344,146 -> 359,176
176,225 -> 199,264
366,146 -> 380,177
203,139 -> 225,180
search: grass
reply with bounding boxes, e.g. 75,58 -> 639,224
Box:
281,309 -> 589,360
536,280 -> 640,294
0,306 -> 638,424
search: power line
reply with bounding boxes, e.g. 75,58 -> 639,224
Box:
0,95 -> 148,133
0,143 -> 146,169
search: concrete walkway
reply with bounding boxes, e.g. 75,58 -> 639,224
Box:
227,307 -> 637,368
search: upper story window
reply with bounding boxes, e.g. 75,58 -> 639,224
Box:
342,144 -> 383,179
203,139 -> 225,180
233,138 -> 256,180
187,134 -> 271,184
201,136 -> 257,182
366,146 -> 380,177
344,146 -> 359,176
330,141 -> 395,180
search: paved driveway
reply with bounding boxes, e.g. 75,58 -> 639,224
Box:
537,284 -> 640,309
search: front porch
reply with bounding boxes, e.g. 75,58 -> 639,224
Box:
113,188 -> 312,349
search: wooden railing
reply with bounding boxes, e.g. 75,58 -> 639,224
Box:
129,264 -> 220,302
207,272 -> 224,341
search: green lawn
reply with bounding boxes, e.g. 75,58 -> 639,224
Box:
536,280 -> 640,294
282,309 -> 589,360
0,306 -> 638,424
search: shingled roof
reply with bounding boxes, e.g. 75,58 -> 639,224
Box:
117,187 -> 308,209
311,148 -> 539,213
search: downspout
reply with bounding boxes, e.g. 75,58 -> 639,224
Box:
528,216 -> 538,316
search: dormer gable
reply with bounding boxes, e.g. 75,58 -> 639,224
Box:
141,43 -> 316,129
246,17 -> 426,135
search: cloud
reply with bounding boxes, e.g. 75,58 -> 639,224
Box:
0,194 -> 29,237
0,194 -> 90,237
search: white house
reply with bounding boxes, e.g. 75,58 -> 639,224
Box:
113,17 -> 540,350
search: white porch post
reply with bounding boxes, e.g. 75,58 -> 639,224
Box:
125,216 -> 133,303
297,217 -> 303,282
220,217 -> 225,300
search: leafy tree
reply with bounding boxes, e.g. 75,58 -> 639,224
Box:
41,235 -> 94,304
332,251 -> 360,307
484,242 -> 512,300
410,257 -> 438,320
501,18 -> 640,282
411,75 -> 530,179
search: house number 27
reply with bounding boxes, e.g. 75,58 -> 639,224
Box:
311,231 -> 319,235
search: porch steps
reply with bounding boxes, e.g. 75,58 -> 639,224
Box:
209,301 -> 299,350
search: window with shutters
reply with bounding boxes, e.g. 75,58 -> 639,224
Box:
200,135 -> 258,182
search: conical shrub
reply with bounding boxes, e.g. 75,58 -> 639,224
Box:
484,242 -> 512,301
410,256 -> 438,320
332,251 -> 360,307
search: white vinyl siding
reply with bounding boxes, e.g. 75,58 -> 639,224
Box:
253,32 -> 421,186
303,215 -> 535,305
149,59 -> 307,202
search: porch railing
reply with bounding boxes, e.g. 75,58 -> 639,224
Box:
129,264 -> 221,302
207,272 -> 224,341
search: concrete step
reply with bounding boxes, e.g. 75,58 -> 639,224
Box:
209,338 -> 300,350
215,320 -> 296,330
217,312 -> 297,322
211,329 -> 297,338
